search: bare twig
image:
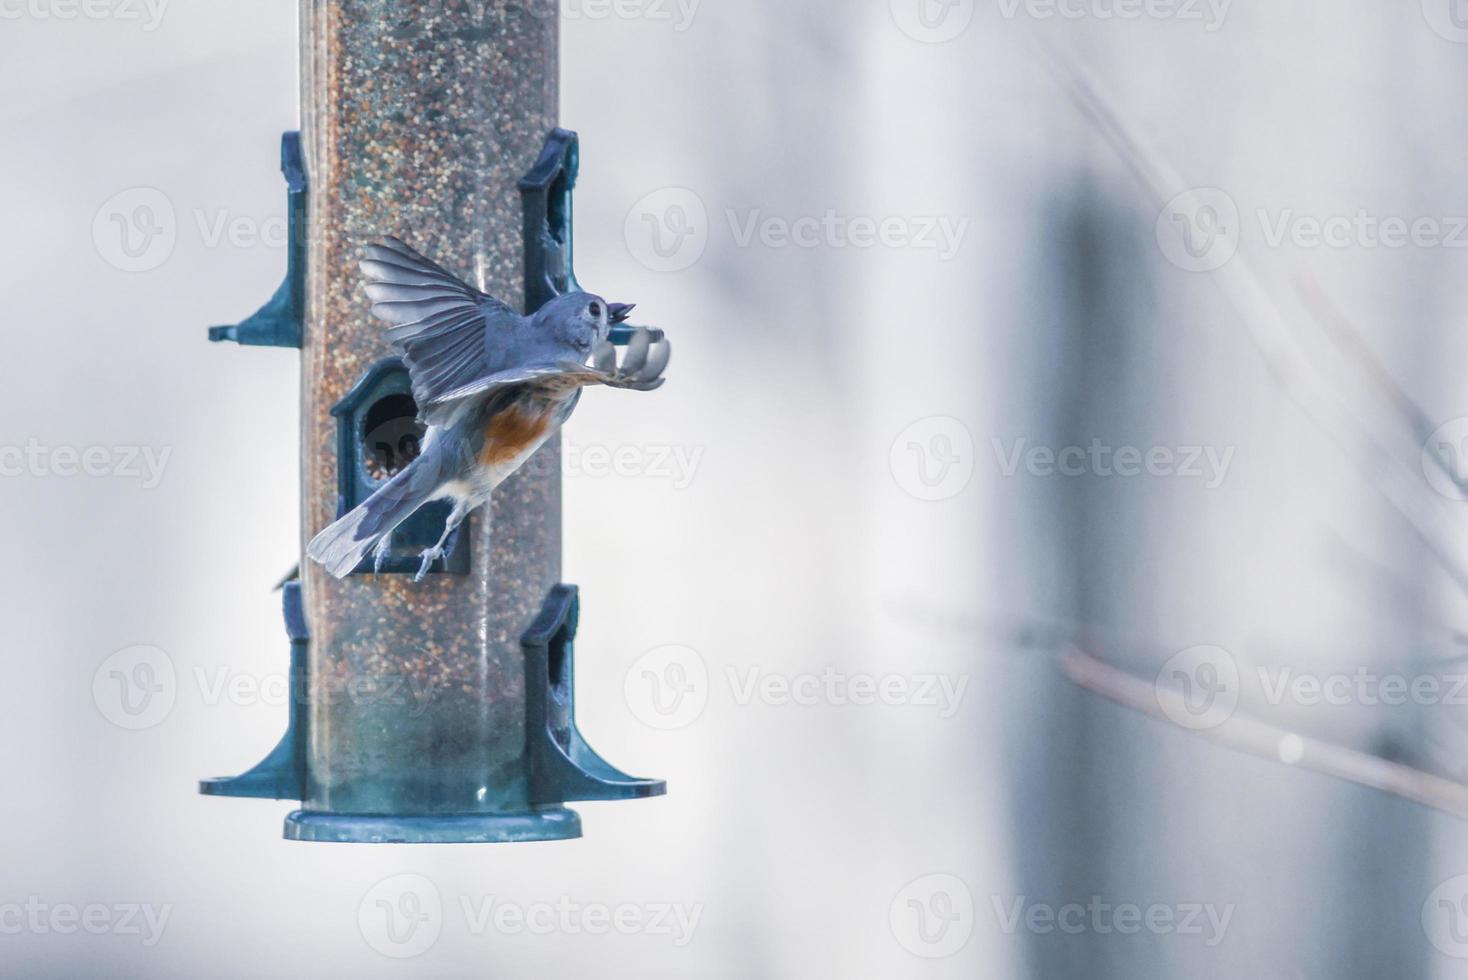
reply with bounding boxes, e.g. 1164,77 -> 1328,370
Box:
896,597 -> 1468,817
1033,41 -> 1468,602
1061,645 -> 1468,819
1296,273 -> 1468,496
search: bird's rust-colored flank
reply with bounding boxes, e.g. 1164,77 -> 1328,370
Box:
480,404 -> 553,467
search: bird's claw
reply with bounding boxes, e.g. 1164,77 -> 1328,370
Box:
413,547 -> 441,583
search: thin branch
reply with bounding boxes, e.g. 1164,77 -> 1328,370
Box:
1296,273 -> 1468,495
918,602 -> 1468,816
1032,40 -> 1468,602
1061,645 -> 1468,819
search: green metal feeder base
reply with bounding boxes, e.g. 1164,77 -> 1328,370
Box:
283,807 -> 582,844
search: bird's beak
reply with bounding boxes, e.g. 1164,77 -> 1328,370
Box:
608,302 -> 636,324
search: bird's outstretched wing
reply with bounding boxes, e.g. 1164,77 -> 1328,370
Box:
429,328 -> 672,408
360,237 -> 518,424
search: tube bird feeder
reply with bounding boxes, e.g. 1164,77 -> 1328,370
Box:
200,1 -> 665,843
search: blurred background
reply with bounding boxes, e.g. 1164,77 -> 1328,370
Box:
6,0 -> 1468,976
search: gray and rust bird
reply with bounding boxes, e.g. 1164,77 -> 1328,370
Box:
307,236 -> 670,581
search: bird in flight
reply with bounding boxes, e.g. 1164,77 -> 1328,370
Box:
308,236 -> 670,580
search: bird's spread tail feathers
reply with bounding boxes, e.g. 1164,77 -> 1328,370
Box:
306,456 -> 443,579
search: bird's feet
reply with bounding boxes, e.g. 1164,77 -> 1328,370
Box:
372,538 -> 392,579
413,546 -> 442,583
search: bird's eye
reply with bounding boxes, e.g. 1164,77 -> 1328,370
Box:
588,301 -> 604,319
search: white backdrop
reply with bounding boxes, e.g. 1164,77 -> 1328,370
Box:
4,1 -> 1468,977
